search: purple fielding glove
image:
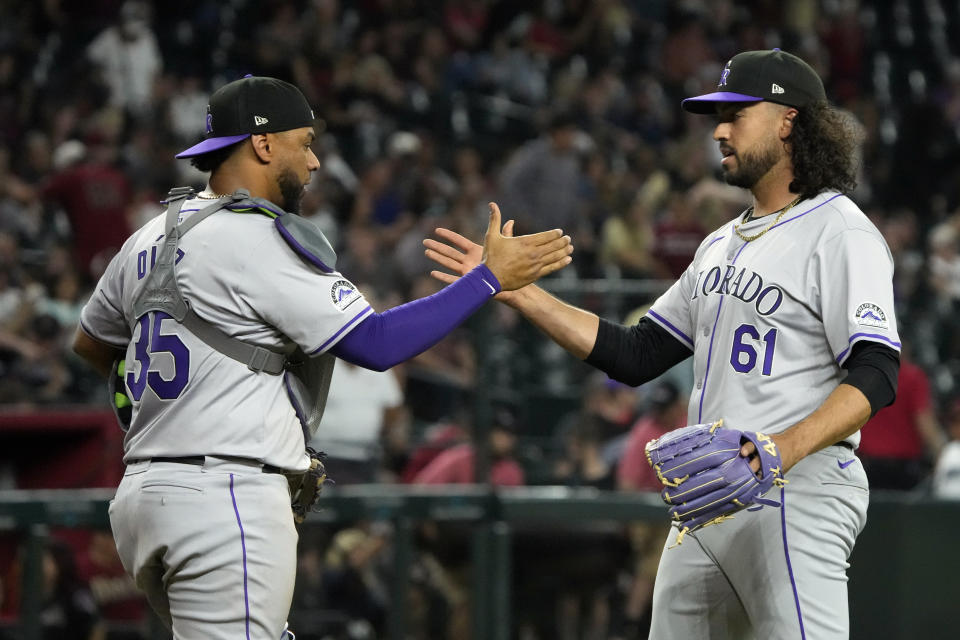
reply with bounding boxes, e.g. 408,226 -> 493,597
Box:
645,420 -> 786,546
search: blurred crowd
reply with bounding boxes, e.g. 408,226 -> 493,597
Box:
4,0 -> 960,638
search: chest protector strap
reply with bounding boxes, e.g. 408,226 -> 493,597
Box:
131,187 -> 340,438
132,189 -> 287,374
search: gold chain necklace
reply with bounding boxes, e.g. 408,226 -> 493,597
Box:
195,190 -> 229,199
734,196 -> 802,242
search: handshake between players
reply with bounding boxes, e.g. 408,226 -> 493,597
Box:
475,201 -> 573,291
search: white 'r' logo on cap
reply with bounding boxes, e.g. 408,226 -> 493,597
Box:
254,115 -> 269,126
719,62 -> 732,87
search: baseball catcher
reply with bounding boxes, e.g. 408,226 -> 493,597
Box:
73,73 -> 576,640
645,420 -> 787,545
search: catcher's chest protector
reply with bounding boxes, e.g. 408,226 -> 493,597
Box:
131,187 -> 337,439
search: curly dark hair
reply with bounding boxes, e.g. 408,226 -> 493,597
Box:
188,138 -> 246,173
787,101 -> 863,199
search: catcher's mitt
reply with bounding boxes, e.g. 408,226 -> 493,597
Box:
645,420 -> 786,546
288,448 -> 329,524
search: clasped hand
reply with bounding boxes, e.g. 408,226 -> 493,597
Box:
423,202 -> 573,292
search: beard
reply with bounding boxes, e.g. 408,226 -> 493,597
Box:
721,138 -> 780,189
277,167 -> 305,213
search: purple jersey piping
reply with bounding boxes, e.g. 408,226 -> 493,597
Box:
835,332 -> 902,364
780,487 -> 807,639
647,310 -> 694,350
697,241 -> 748,422
273,219 -> 334,273
705,235 -> 725,249
698,296 -> 727,422
311,305 -> 373,354
78,318 -> 97,338
229,474 -> 252,640
768,193 -> 843,231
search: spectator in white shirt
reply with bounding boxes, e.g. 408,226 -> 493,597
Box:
933,399 -> 960,499
86,1 -> 161,118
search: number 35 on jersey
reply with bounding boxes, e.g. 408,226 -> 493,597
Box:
127,311 -> 190,401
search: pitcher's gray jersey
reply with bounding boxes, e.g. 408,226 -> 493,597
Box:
647,191 -> 900,444
80,198 -> 372,469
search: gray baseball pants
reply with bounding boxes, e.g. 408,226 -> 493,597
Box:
110,457 -> 297,639
649,444 -> 869,639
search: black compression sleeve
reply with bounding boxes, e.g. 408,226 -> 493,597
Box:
841,341 -> 900,416
584,316 -> 693,386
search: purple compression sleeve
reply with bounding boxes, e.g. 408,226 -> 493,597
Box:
329,264 -> 501,371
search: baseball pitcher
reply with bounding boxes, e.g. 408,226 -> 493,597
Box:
425,50 -> 900,639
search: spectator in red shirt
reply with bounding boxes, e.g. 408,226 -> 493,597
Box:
859,350 -> 946,490
618,381 -> 688,492
616,381 -> 687,640
75,530 -> 146,640
412,411 -> 524,486
443,0 -> 489,51
652,192 -> 706,279
40,538 -> 104,640
42,139 -> 132,281
399,421 -> 468,483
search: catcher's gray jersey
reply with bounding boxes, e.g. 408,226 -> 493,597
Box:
80,198 -> 372,469
647,191 -> 900,445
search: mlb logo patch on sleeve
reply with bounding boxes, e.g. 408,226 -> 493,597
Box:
854,302 -> 888,329
330,279 -> 362,311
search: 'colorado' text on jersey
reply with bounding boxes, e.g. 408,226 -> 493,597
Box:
648,191 -> 900,445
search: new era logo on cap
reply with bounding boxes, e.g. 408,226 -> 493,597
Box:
254,115 -> 269,126
771,83 -> 785,94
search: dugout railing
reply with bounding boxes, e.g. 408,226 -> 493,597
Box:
1,486 -> 959,640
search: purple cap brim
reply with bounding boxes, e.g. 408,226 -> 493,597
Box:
681,91 -> 764,114
175,134 -> 251,158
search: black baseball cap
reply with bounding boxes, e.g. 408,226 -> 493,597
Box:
176,75 -> 315,158
682,49 -> 826,114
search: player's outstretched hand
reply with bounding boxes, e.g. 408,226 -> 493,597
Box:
423,227 -> 486,283
423,202 -> 573,292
